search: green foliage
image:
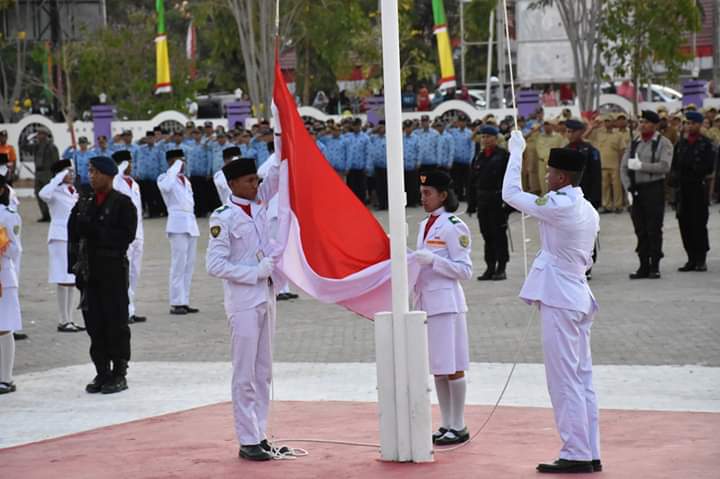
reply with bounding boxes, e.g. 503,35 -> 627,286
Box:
68,10 -> 207,119
599,0 -> 701,84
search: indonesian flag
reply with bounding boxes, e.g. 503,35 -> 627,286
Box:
271,55 -> 398,319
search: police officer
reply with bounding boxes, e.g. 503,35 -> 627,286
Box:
470,125 -> 510,281
206,153 -> 281,462
621,110 -> 674,279
413,169 -> 472,446
112,150 -> 147,323
670,111 -> 715,272
565,119 -> 602,209
158,150 -> 200,315
68,156 -> 137,394
503,133 -> 601,474
135,131 -> 165,218
0,174 -> 22,394
586,115 -> 625,213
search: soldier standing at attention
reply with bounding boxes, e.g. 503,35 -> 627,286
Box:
158,150 -> 200,315
68,156 -> 137,394
503,132 -> 601,474
670,111 -> 715,272
621,110 -> 674,279
206,152 -> 281,462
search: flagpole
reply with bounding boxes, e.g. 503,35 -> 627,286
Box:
376,0 -> 433,463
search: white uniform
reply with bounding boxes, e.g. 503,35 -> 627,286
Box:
502,132 -> 601,462
38,171 -> 78,284
158,161 -> 200,307
206,156 -> 280,446
213,170 -> 232,206
113,173 -> 144,317
0,205 -> 22,332
413,208 -> 472,375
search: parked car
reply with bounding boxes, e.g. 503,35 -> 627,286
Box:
601,82 -> 683,102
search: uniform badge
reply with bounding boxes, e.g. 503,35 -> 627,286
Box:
535,196 -> 549,206
448,216 -> 460,224
420,175 -> 427,184
210,225 -> 221,238
459,235 -> 469,248
13,224 -> 20,235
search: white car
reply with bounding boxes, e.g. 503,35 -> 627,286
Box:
601,82 -> 683,102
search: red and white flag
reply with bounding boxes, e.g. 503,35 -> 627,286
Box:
186,20 -> 197,80
271,56 -> 408,319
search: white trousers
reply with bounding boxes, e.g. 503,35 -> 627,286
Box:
540,303 -> 600,461
229,298 -> 275,445
127,238 -> 144,317
168,233 -> 197,307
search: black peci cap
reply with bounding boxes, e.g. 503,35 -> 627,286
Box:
548,148 -> 586,172
222,157 -> 257,181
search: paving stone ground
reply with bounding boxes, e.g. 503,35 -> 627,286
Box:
11,198 -> 720,373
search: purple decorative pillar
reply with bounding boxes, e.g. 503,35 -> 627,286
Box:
226,100 -> 252,129
365,95 -> 385,126
682,80 -> 707,108
91,104 -> 114,141
517,90 -> 541,119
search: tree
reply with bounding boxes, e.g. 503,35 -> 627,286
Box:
599,0 -> 701,115
529,0 -> 605,113
0,0 -> 30,122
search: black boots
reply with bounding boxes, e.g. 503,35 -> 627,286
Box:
648,257 -> 661,279
491,262 -> 507,281
631,257 -> 661,279
477,262 -> 495,281
100,360 -> 129,394
478,262 -> 507,281
86,361 -> 111,393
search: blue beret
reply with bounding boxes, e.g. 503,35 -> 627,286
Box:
565,119 -> 586,131
89,156 -> 118,176
479,125 -> 499,135
685,111 -> 704,124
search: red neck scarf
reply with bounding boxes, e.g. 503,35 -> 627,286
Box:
423,214 -> 439,240
686,132 -> 699,144
641,131 -> 654,142
68,185 -> 75,195
95,190 -> 109,206
232,199 -> 252,218
124,176 -> 133,188
483,147 -> 495,157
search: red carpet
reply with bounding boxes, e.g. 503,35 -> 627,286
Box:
3,401 -> 718,478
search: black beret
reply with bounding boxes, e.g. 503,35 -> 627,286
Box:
223,157 -> 257,181
419,168 -> 452,190
565,119 -> 586,131
78,136 -> 89,144
548,148 -> 586,172
111,150 -> 132,164
685,111 -> 704,123
0,153 -> 8,165
420,114 -> 430,121
89,156 -> 118,176
51,159 -> 73,175
146,130 -> 155,137
166,149 -> 185,162
403,119 -> 413,127
223,146 -> 241,160
353,118 -> 362,126
641,110 -> 661,124
479,125 -> 499,135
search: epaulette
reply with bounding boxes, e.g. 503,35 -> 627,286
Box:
555,191 -> 567,196
5,206 -> 16,214
214,205 -> 230,214
448,215 -> 460,224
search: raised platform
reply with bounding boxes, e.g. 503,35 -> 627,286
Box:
2,400 -> 717,479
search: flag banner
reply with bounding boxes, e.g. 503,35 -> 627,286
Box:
432,0 -> 456,90
155,0 -> 172,94
186,20 -> 197,80
270,54 -> 418,319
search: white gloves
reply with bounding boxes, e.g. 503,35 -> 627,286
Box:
414,249 -> 435,266
52,168 -> 71,182
168,158 -> 184,175
509,130 -> 526,155
118,161 -> 129,175
257,257 -> 275,280
626,191 -> 634,206
628,157 -> 642,171
271,103 -> 282,134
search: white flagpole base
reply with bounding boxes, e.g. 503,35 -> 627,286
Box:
375,311 -> 433,463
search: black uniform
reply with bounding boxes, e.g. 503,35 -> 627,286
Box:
567,140 -> 602,209
68,189 -> 137,390
670,134 -> 715,268
469,146 -> 510,278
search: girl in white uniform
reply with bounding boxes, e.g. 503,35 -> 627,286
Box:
38,159 -> 81,332
413,169 -> 473,446
0,175 -> 22,394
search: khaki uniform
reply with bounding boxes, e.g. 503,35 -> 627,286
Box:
587,128 -> 625,210
661,125 -> 679,145
702,127 -> 720,146
523,131 -> 540,193
535,132 -> 566,195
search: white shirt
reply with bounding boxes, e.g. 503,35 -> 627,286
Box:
0,204 -> 22,288
113,174 -> 144,240
213,170 -> 232,206
38,171 -> 78,242
157,161 -> 199,237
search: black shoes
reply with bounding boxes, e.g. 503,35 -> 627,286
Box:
629,264 -> 649,279
183,306 -> 199,313
592,459 -> 603,472
101,376 -> 128,394
260,439 -> 290,455
129,315 -> 147,323
679,261 -> 707,272
434,427 -> 470,446
57,322 -> 84,332
170,306 -> 187,315
239,444 -> 273,461
695,262 -> 708,272
491,271 -> 507,281
431,427 -> 448,443
536,458 -> 595,474
0,381 -> 17,394
13,332 -> 28,340
276,292 -> 299,301
477,270 -> 495,281
86,374 -> 111,394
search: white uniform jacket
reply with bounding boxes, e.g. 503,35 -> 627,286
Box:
38,171 -> 78,242
213,170 -> 232,206
157,162 -> 199,237
8,185 -> 20,210
413,210 -> 473,316
0,205 -> 22,289
206,156 -> 281,314
113,174 -> 144,240
502,138 -> 599,315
